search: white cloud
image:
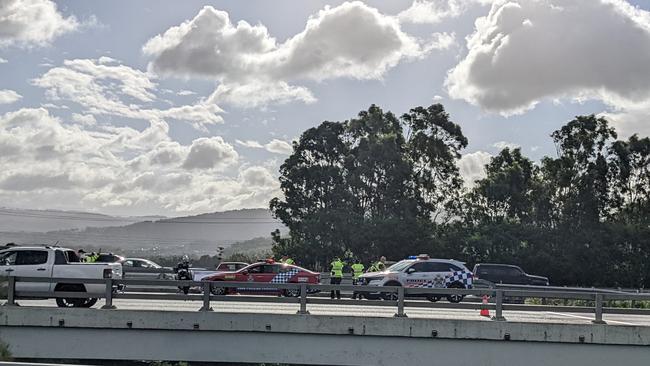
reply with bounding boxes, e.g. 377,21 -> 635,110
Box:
0,89 -> 21,104
264,139 -> 293,155
492,141 -> 519,150
32,58 -> 224,130
182,137 -> 238,170
236,140 -> 265,149
0,107 -> 277,215
0,57 -> 7,63
144,2 -> 449,107
239,166 -> 278,188
458,151 -> 492,187
0,0 -> 78,47
235,138 -> 293,155
177,90 -> 196,96
208,81 -> 316,109
398,0 -> 465,24
601,107 -> 650,139
71,113 -> 96,126
446,0 -> 650,116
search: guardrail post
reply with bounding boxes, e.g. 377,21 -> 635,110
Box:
592,293 -> 606,324
297,284 -> 309,315
101,278 -> 116,309
4,275 -> 16,306
394,287 -> 407,318
492,289 -> 506,321
199,282 -> 213,312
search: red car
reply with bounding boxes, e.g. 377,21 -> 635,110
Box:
202,261 -> 320,297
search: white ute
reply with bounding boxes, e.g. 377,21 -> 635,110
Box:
0,246 -> 122,308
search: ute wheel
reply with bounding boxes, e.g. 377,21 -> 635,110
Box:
446,282 -> 465,303
427,295 -> 441,302
55,284 -> 88,308
81,298 -> 98,308
363,293 -> 381,300
210,283 -> 227,295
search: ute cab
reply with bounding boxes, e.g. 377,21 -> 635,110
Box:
358,254 -> 473,303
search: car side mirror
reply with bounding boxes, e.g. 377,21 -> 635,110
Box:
407,268 -> 416,274
241,270 -> 248,275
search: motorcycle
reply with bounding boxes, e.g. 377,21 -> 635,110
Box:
175,257 -> 193,295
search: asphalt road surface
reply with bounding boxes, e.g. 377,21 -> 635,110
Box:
14,296 -> 650,327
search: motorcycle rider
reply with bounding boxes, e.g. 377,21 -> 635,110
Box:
175,255 -> 192,294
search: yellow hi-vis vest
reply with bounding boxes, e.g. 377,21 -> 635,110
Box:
330,260 -> 344,277
351,263 -> 365,279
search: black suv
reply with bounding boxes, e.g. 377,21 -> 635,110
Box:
472,263 -> 549,286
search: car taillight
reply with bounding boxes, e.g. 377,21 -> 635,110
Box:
103,268 -> 113,278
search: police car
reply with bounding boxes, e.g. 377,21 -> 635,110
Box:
357,255 -> 473,303
201,260 -> 320,297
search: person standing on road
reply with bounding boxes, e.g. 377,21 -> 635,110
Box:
280,255 -> 295,265
351,259 -> 365,300
368,256 -> 386,272
330,256 -> 344,299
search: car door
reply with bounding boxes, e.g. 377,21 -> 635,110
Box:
404,261 -> 431,287
507,266 -> 526,284
10,250 -> 52,292
427,262 -> 453,287
0,250 -> 18,280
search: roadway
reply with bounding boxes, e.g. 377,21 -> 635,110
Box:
15,296 -> 650,327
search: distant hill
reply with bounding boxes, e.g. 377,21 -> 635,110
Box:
0,207 -> 164,232
0,208 -> 284,257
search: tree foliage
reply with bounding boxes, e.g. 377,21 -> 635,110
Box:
271,108 -> 650,287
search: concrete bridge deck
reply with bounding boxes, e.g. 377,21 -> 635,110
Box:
1,303 -> 650,365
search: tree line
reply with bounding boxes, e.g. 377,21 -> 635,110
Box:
269,104 -> 650,288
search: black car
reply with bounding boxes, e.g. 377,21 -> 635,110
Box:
472,263 -> 549,286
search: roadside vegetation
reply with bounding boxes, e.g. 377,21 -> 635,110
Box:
269,103 -> 650,288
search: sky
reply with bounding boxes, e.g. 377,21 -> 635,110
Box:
0,0 -> 649,217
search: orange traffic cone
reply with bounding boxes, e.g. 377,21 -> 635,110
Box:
480,295 -> 490,317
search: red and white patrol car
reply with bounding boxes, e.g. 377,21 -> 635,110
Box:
357,255 -> 473,303
201,260 -> 320,297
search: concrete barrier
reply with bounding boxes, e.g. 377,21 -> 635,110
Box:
1,307 -> 650,365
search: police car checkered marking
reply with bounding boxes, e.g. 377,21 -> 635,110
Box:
405,271 -> 473,289
271,268 -> 300,283
445,270 -> 473,287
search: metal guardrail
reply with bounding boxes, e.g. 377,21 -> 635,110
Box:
4,276 -> 650,324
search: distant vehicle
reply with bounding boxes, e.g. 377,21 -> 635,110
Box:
201,261 -> 320,297
119,258 -> 172,279
472,263 -> 549,286
215,261 -> 248,272
358,255 -> 473,303
0,246 -> 122,308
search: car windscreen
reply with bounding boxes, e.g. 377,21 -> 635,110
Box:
387,260 -> 414,272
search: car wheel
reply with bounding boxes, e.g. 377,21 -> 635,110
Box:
55,284 -> 87,308
284,288 -> 300,297
381,281 -> 401,301
446,282 -> 465,303
427,295 -> 441,302
210,283 -> 227,295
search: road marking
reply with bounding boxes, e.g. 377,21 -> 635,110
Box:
546,311 -> 638,326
